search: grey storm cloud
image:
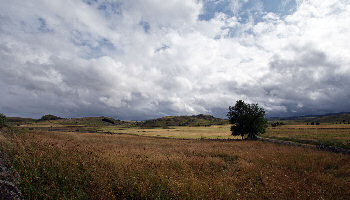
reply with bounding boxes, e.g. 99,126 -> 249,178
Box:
0,0 -> 350,120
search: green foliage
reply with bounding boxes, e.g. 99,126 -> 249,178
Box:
227,100 -> 268,140
0,113 -> 8,128
38,114 -> 62,121
271,121 -> 285,127
101,117 -> 116,124
309,122 -> 320,125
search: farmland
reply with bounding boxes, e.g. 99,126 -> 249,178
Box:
264,124 -> 350,149
101,125 -> 238,139
1,117 -> 350,199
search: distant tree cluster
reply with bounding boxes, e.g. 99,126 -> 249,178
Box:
38,114 -> 62,121
271,121 -> 285,127
0,113 -> 7,128
227,100 -> 268,140
102,118 -> 115,124
308,122 -> 320,125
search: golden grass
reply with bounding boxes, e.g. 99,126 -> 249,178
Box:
1,130 -> 350,199
103,125 -> 241,139
265,124 -> 350,149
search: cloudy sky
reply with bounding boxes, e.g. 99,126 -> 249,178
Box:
0,0 -> 350,120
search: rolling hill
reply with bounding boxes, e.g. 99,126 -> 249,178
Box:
140,114 -> 229,128
270,112 -> 350,123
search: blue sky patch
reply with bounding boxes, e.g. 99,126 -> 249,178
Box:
200,0 -> 298,23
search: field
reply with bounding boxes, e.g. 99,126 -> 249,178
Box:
101,123 -> 350,150
1,125 -> 350,199
13,116 -> 350,149
102,125 -> 239,139
264,124 -> 350,149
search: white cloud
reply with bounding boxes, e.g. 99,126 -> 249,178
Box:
0,0 -> 350,119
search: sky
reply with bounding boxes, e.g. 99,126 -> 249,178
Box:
0,0 -> 350,120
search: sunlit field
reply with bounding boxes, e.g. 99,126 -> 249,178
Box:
1,129 -> 350,199
102,124 -> 240,139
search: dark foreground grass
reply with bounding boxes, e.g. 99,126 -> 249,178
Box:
1,130 -> 350,199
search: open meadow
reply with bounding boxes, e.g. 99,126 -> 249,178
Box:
1,125 -> 350,199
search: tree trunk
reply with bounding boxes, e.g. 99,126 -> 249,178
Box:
247,132 -> 257,140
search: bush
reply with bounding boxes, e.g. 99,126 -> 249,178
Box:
271,121 -> 285,127
0,113 -> 8,128
102,118 -> 115,124
38,114 -> 62,121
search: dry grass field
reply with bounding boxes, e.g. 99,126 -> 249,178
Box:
1,129 -> 350,199
264,124 -> 350,149
102,123 -> 350,150
103,125 -> 239,139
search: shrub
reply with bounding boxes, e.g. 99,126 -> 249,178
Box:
38,114 -> 62,121
102,118 -> 115,124
0,113 -> 8,128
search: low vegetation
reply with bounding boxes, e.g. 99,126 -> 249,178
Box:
1,129 -> 349,199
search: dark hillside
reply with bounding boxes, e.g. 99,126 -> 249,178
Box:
60,117 -> 127,127
141,114 -> 229,128
270,112 -> 350,124
7,117 -> 36,123
303,113 -> 350,123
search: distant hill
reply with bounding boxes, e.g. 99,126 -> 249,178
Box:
140,114 -> 229,128
7,117 -> 36,123
303,112 -> 350,123
60,117 -> 128,127
5,114 -> 228,128
270,112 -> 350,123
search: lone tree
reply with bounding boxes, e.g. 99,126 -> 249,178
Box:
227,100 -> 268,140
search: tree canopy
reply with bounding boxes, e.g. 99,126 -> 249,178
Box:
38,114 -> 62,121
227,100 -> 268,140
